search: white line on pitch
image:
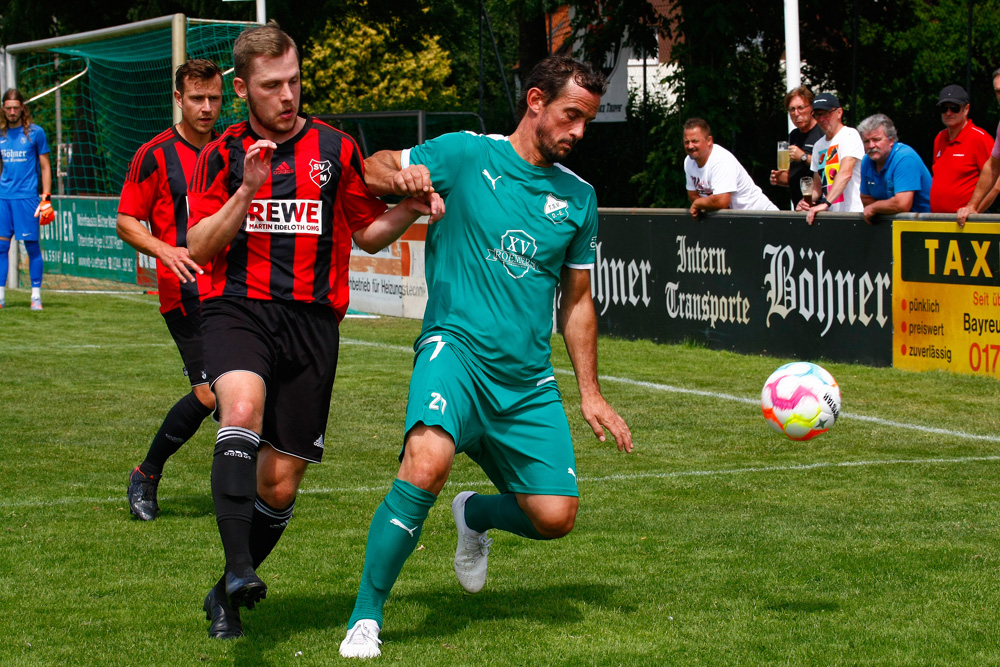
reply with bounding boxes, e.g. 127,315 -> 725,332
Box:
4,337 -> 995,444
5,455 -> 1000,510
340,338 -> 1000,444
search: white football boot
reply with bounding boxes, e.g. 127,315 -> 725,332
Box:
452,491 -> 493,593
339,619 -> 382,659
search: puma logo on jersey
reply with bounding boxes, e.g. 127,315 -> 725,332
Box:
482,169 -> 502,190
567,468 -> 576,478
390,518 -> 417,537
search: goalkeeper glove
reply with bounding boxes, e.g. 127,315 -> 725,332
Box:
34,193 -> 54,226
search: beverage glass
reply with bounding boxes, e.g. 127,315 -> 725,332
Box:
777,141 -> 790,171
800,176 -> 814,204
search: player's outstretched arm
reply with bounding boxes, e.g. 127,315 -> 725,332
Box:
116,213 -> 203,283
188,139 -> 274,264
353,193 -> 445,254
364,150 -> 435,198
559,266 -> 633,453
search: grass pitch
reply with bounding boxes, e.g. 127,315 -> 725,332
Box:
2,289 -> 1000,666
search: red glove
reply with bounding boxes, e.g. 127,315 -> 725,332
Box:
34,194 -> 54,226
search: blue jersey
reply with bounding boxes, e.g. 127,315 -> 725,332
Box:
860,141 -> 931,213
0,124 -> 49,199
403,132 -> 598,385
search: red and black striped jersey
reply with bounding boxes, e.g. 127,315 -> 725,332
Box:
188,116 -> 387,319
118,126 -> 214,315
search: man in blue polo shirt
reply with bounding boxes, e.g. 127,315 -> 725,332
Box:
858,113 -> 931,224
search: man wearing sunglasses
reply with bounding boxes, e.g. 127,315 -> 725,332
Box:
930,84 -> 995,214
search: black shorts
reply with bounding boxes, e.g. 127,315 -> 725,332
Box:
162,307 -> 209,388
201,296 -> 340,463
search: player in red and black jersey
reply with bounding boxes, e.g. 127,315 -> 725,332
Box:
117,59 -> 223,523
187,22 -> 443,640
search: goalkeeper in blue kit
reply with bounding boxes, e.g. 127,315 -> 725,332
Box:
0,89 -> 52,310
339,56 -> 633,659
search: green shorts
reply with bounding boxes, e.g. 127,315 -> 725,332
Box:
404,335 -> 578,497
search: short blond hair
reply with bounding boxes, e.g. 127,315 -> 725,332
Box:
233,20 -> 298,81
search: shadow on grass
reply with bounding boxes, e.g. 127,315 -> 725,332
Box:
220,583 -> 623,663
157,493 -> 215,519
224,592 -> 358,665
393,582 -> 625,641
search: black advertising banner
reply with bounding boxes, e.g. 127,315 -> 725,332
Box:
575,211 -> 893,365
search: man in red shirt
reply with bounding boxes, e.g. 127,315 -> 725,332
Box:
187,22 -> 442,640
117,59 -> 223,522
930,84 -> 995,213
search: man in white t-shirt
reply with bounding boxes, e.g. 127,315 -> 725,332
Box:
683,117 -> 777,218
796,93 -> 864,224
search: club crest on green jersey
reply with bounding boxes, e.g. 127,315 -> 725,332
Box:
486,229 -> 539,279
544,193 -> 569,223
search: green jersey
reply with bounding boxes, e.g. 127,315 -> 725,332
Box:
404,132 -> 598,385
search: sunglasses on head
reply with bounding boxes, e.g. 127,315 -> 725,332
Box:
939,103 -> 962,113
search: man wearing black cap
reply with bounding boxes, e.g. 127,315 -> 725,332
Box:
796,92 -> 864,224
930,84 -> 995,213
958,69 -> 1000,226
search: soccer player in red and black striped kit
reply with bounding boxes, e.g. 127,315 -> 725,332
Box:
117,59 -> 224,521
186,22 -> 443,640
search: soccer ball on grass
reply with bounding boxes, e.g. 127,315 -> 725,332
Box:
761,362 -> 841,441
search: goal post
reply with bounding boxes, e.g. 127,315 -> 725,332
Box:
2,14 -> 255,292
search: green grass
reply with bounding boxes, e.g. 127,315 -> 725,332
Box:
2,289 -> 1000,666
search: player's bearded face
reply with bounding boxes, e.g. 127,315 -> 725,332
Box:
532,82 -> 600,165
245,49 -> 301,136
3,102 -> 22,127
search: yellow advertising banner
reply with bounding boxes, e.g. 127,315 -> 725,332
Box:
893,220 -> 1000,376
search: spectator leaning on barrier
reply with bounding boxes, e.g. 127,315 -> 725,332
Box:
683,117 -> 777,219
797,93 -> 864,225
858,113 -> 931,224
770,86 -> 824,209
957,69 -> 1000,226
930,84 -> 995,214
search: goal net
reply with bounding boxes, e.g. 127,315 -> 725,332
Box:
4,16 -> 254,293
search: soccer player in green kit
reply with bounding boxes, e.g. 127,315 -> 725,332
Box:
339,56 -> 633,659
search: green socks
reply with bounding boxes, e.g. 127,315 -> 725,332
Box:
348,479 -> 437,627
464,492 -> 547,540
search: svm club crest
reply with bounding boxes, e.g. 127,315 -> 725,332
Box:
544,193 -> 569,223
309,159 -> 332,187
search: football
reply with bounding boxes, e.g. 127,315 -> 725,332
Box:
761,362 -> 841,441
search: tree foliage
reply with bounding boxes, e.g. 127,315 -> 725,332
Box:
634,1 -> 786,207
301,14 -> 460,114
